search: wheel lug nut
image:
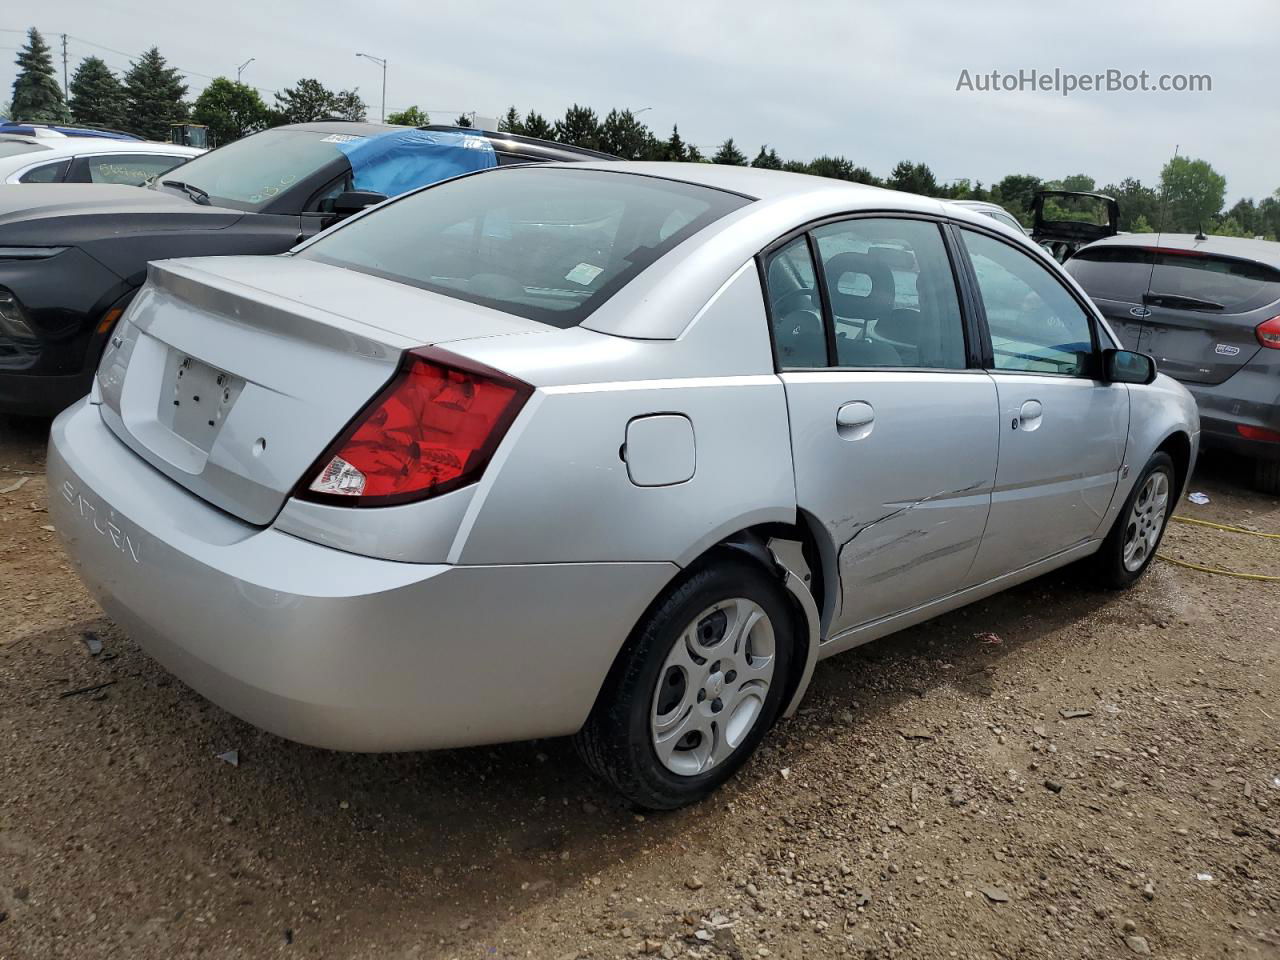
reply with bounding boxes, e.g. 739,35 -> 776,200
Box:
725,670 -> 737,682
697,690 -> 706,702
711,698 -> 723,712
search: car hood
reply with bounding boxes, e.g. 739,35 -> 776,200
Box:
0,182 -> 218,223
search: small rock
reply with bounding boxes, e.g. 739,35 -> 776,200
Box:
780,768 -> 791,780
980,886 -> 1010,903
582,802 -> 599,815
1141,883 -> 1155,901
694,929 -> 714,942
685,876 -> 704,891
660,946 -> 676,960
1044,780 -> 1063,794
1125,935 -> 1151,955
1121,919 -> 1138,933
745,883 -> 760,898
1059,708 -> 1092,720
898,727 -> 934,741
457,917 -> 473,931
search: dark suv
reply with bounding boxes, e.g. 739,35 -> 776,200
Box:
0,123 -> 612,416
1066,234 -> 1280,492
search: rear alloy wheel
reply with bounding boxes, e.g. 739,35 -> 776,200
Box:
575,560 -> 795,810
1092,451 -> 1175,589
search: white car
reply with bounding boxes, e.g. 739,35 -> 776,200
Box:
0,130 -> 202,186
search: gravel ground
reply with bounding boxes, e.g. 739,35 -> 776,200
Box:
1,414 -> 1277,960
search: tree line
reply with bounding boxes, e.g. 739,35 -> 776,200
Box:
8,28 -> 1279,240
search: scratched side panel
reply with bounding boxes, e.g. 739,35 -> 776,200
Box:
780,371 -> 1000,634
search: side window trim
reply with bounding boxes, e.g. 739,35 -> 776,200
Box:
952,221 -> 1104,380
804,231 -> 838,366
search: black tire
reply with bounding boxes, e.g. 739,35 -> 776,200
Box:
574,558 -> 796,811
1254,459 -> 1280,496
1091,451 -> 1175,589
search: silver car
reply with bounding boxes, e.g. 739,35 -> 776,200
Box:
48,163 -> 1199,809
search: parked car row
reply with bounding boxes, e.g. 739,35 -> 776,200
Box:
20,129 -> 1200,808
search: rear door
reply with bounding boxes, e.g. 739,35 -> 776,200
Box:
1140,248 -> 1280,385
766,216 -> 999,635
958,227 -> 1129,582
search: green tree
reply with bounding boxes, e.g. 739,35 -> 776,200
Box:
686,142 -> 705,163
807,155 -> 878,184
386,105 -> 429,126
11,28 -> 66,121
1060,173 -> 1097,193
554,104 -> 601,149
1159,155 -> 1226,233
658,125 -> 689,162
751,145 -> 782,170
498,106 -> 523,134
191,77 -> 269,145
68,56 -> 126,129
599,109 -> 651,159
1130,214 -> 1155,234
990,174 -> 1043,223
887,160 -> 938,196
1257,194 -> 1280,241
1223,198 -> 1257,236
711,138 -> 747,165
1101,177 -> 1161,232
123,47 -> 188,139
273,78 -> 364,124
523,110 -> 553,139
453,113 -> 472,127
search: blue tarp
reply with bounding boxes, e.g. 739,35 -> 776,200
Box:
337,129 -> 497,197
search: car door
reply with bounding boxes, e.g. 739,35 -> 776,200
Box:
766,216 -> 1000,636
958,227 -> 1129,583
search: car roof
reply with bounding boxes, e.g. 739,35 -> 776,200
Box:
0,134 -> 203,159
277,121 -> 617,162
1084,232 -> 1280,269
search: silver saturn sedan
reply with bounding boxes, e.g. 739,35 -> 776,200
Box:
48,163 -> 1199,809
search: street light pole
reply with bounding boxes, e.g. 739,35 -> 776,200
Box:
356,53 -> 387,123
237,58 -> 255,83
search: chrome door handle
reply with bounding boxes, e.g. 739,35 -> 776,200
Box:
836,401 -> 875,440
1015,399 -> 1043,432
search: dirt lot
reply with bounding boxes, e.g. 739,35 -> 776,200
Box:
1,414 -> 1277,960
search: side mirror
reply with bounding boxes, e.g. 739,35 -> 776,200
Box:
331,189 -> 388,217
1103,348 -> 1157,385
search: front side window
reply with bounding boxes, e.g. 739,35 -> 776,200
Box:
299,167 -> 749,328
78,153 -> 189,185
961,229 -> 1094,376
812,218 -> 967,369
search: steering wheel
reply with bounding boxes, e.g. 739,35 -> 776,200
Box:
773,287 -> 819,317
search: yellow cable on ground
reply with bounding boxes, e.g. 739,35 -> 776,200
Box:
1171,515 -> 1280,539
1158,555 -> 1280,582
1159,513 -> 1280,581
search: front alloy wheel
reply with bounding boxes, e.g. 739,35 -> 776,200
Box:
1122,469 -> 1170,572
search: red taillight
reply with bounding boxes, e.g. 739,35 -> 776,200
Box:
1237,424 -> 1280,444
1256,316 -> 1280,350
300,347 -> 532,506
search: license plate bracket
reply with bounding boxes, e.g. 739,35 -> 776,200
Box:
158,353 -> 243,453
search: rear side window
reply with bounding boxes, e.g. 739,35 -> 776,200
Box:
812,218 -> 967,369
18,159 -> 70,183
1068,246 -> 1280,313
300,167 -> 750,328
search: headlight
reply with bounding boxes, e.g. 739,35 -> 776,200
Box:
0,246 -> 66,260
0,288 -> 36,341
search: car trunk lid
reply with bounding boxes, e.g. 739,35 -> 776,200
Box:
97,255 -> 544,525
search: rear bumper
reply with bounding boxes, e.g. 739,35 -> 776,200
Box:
48,400 -> 676,752
1185,377 -> 1280,462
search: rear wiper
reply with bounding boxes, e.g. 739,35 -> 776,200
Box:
162,180 -> 211,206
1143,292 -> 1223,311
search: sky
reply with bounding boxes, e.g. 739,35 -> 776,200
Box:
3,0 -> 1278,202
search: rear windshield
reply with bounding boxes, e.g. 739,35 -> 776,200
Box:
0,140 -> 48,158
1067,246 -> 1280,312
299,167 -> 751,327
